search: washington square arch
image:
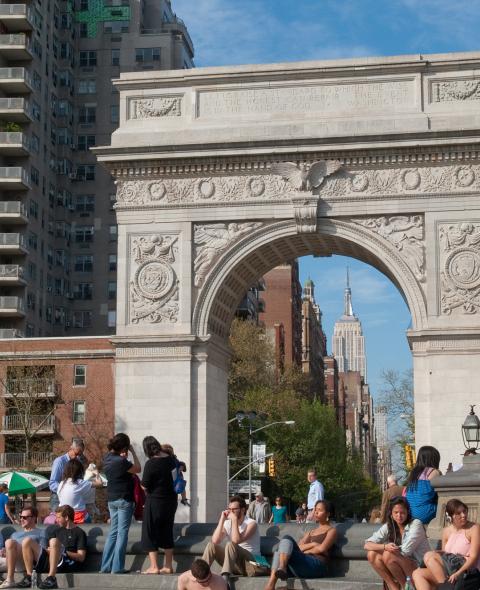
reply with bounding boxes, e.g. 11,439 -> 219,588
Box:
95,51 -> 480,521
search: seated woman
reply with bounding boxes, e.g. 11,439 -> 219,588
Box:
405,445 -> 441,525
364,496 -> 430,590
412,499 -> 480,590
264,500 -> 336,590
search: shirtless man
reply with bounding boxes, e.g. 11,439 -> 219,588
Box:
177,559 -> 227,590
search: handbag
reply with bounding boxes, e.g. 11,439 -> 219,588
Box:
132,474 -> 145,520
454,570 -> 480,590
245,555 -> 271,577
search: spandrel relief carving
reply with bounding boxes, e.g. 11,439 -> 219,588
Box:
433,80 -> 480,102
130,96 -> 182,119
439,222 -> 480,315
129,234 -> 179,324
355,216 -> 425,282
193,222 -> 263,287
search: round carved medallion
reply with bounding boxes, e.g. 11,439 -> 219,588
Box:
196,179 -> 216,199
149,182 -> 167,201
350,173 -> 369,192
445,247 -> 480,290
455,166 -> 475,188
247,177 -> 266,197
401,169 -> 421,190
135,260 -> 175,300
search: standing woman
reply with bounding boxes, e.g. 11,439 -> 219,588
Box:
405,446 -> 441,525
141,436 -> 177,575
364,496 -> 430,590
270,497 -> 289,524
100,433 -> 141,574
413,499 -> 480,590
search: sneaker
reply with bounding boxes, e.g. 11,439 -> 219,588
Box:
38,577 -> 58,590
0,580 -> 16,589
15,575 -> 32,589
275,569 -> 288,581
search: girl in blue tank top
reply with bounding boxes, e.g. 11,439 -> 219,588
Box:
405,445 -> 441,525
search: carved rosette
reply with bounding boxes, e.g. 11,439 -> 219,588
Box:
354,216 -> 425,282
193,222 -> 263,287
129,234 -> 179,324
439,222 -> 480,315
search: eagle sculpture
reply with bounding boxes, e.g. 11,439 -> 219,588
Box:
271,160 -> 342,191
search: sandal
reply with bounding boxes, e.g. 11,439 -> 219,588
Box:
275,569 -> 288,581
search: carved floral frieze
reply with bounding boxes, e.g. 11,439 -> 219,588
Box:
115,163 -> 480,208
439,222 -> 480,315
193,222 -> 263,287
354,216 -> 425,282
129,234 -> 179,324
432,80 -> 480,102
130,96 -> 182,119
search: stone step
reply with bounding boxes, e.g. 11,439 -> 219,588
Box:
46,574 -> 383,590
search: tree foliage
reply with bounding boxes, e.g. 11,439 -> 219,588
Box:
228,319 -> 381,517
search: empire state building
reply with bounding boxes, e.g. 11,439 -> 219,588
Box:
332,271 -> 367,380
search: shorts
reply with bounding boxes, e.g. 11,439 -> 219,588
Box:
35,547 -> 77,574
34,548 -> 49,574
441,553 -> 466,576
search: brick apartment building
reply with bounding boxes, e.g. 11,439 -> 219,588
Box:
0,336 -> 114,471
259,262 -> 303,370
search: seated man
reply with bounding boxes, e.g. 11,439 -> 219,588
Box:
202,495 -> 260,587
177,559 -> 227,590
0,506 -> 46,589
21,505 -> 88,590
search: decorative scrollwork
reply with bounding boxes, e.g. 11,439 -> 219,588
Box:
129,235 -> 179,324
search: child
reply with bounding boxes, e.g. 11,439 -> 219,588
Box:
162,444 -> 189,506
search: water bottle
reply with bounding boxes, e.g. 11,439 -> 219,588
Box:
31,569 -> 37,588
404,576 -> 412,590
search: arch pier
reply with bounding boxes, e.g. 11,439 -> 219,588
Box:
96,52 -> 480,521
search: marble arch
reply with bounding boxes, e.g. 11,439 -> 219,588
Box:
96,51 -> 480,521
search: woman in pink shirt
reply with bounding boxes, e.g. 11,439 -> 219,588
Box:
413,498 -> 480,589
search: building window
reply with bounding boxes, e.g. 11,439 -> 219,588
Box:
78,79 -> 96,94
79,0 -> 89,9
28,231 -> 38,250
107,310 -> 116,328
74,255 -> 93,272
73,365 -> 86,386
73,311 -> 92,328
110,105 -> 119,124
78,106 -> 96,124
108,281 -> 116,300
79,22 -> 88,37
29,200 -> 39,219
73,400 -> 86,424
135,47 -> 160,63
109,225 -> 117,241
76,165 -> 95,181
75,225 -> 94,243
74,282 -> 93,300
104,20 -> 128,33
79,50 -> 97,67
75,194 -> 95,212
108,254 -> 117,271
30,167 -> 39,185
77,135 -> 95,151
111,49 -> 120,66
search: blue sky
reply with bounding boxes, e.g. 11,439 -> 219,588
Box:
172,0 -> 480,398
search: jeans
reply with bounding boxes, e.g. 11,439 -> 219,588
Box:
272,535 -> 328,578
100,499 -> 135,573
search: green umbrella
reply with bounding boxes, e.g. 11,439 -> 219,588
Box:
0,471 -> 49,495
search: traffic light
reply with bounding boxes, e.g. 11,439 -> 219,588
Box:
267,457 -> 276,477
405,444 -> 415,470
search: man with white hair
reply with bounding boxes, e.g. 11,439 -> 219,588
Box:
246,493 -> 271,524
380,474 -> 404,523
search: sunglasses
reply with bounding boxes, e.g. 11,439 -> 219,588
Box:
20,515 -> 32,520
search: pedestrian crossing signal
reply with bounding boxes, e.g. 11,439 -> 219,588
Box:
267,458 -> 276,477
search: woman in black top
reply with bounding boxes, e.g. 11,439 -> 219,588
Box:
100,433 -> 141,574
141,436 -> 177,574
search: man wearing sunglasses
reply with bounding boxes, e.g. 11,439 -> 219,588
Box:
177,559 -> 226,590
0,506 -> 46,589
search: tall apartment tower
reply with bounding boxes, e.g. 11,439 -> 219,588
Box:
0,0 -> 193,338
332,270 -> 367,380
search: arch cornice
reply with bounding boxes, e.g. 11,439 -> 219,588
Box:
192,218 -> 428,338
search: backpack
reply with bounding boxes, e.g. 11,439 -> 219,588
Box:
454,571 -> 480,590
173,459 -> 186,495
132,474 -> 146,520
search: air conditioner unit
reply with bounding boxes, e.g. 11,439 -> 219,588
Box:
68,172 -> 77,180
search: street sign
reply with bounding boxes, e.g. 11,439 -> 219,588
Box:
229,479 -> 261,495
252,442 -> 266,473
